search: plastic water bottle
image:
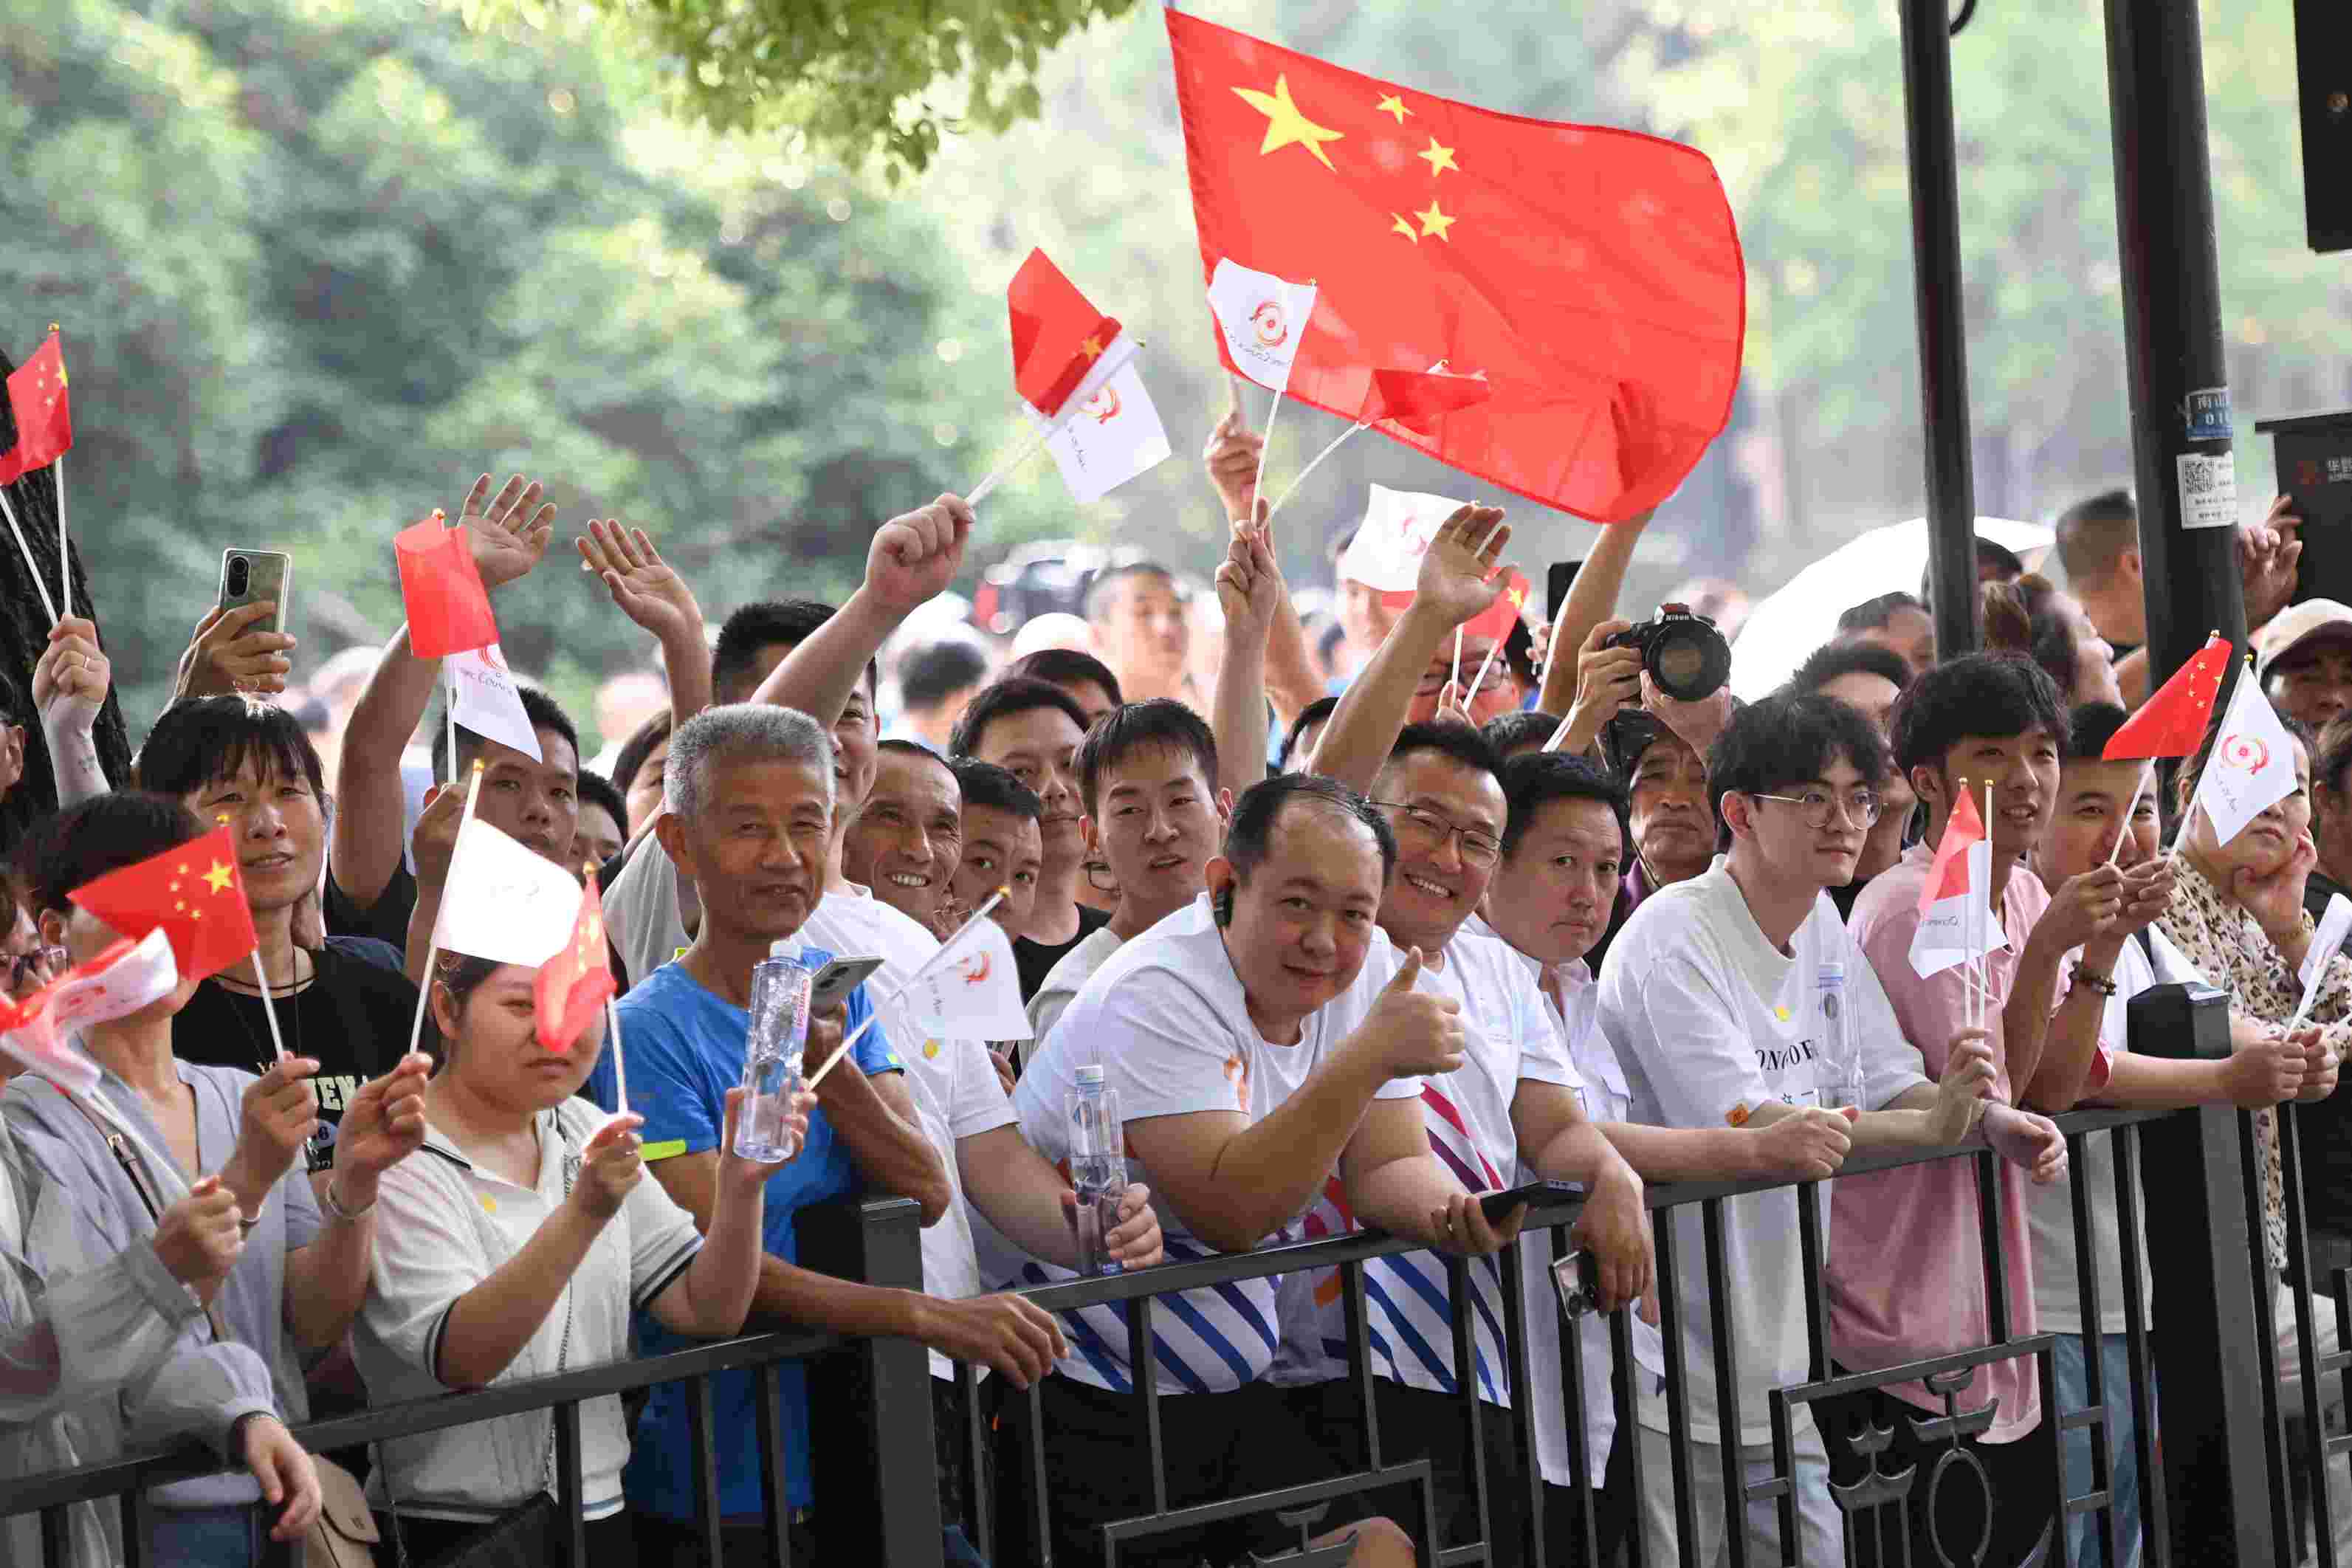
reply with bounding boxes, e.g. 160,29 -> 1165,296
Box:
734,953 -> 814,1161
1818,962 -> 1864,1110
1068,1065 -> 1127,1277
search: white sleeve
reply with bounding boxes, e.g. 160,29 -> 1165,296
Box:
609,836 -> 688,986
620,1162 -> 704,1313
362,1163 -> 490,1389
1093,967 -> 1266,1123
1600,946 -> 1776,1129
943,1037 -> 1018,1141
1513,971 -> 1580,1092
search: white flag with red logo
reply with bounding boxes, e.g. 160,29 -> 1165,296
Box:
0,929 -> 179,1096
2190,673 -> 2300,850
1338,484 -> 1470,594
1032,359 -> 1172,505
889,916 -> 1031,1042
433,816 -> 584,969
1911,788 -> 2004,979
447,644 -> 542,763
1208,259 -> 1317,393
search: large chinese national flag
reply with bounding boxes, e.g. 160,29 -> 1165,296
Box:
1166,9 -> 1745,523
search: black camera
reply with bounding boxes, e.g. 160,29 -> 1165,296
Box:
1603,603 -> 1731,704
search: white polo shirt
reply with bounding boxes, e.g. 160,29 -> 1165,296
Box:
356,1098 -> 704,1522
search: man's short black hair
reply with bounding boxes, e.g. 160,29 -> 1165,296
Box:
1601,709 -> 1674,778
2063,701 -> 2131,763
137,697 -> 327,805
1005,647 -> 1124,707
1919,538 -> 2024,604
1382,720 -> 1502,791
1785,640 -> 1913,698
949,677 -> 1093,760
1074,700 -> 1217,815
609,708 -> 673,794
2054,489 -> 2138,588
1887,653 -> 2065,777
712,599 -> 876,706
1837,591 -> 1925,636
1499,752 -> 1629,859
1221,774 -> 1396,894
1276,696 -> 1338,773
21,793 -> 205,915
949,757 -> 1042,821
900,640 -> 991,715
575,768 -> 628,836
878,735 -> 955,770
1084,561 -> 1180,623
1708,692 -> 1890,822
1481,710 -> 1563,760
433,685 -> 580,784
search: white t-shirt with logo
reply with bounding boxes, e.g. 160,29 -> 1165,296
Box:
1012,893 -> 1423,1396
1597,862 -> 1928,1447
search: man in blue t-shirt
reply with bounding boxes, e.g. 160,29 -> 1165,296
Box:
608,703 -> 1067,1564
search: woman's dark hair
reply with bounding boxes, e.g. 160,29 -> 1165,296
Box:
1276,697 -> 1338,773
949,677 -> 1093,760
1887,653 -> 2065,777
1707,693 -> 1890,822
429,952 -> 507,1062
611,708 -> 673,798
1981,574 -> 2086,702
1005,648 -> 1123,710
1073,700 -> 1217,815
1837,591 -> 1923,636
20,794 -> 206,915
1219,774 -> 1397,921
136,696 -> 327,805
1499,752 -> 1629,859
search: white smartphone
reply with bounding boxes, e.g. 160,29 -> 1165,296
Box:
218,549 -> 293,636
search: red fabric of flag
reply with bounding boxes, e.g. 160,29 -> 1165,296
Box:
1917,787 -> 1985,915
1007,250 -> 1123,418
69,825 -> 258,986
1462,569 -> 1532,643
2102,633 -> 2232,760
535,873 -> 615,1051
0,331 -> 72,485
396,511 -> 499,659
1366,367 -> 1493,437
1167,9 -> 1744,522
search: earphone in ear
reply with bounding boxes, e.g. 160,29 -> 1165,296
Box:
1211,887 -> 1236,926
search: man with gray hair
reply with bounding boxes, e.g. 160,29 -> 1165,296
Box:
605,703 -> 1068,1563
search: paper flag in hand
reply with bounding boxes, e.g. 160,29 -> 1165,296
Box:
1034,359 -> 1174,504
69,826 -> 258,986
1366,366 -> 1493,438
890,915 -> 1032,1042
0,929 -> 179,1096
0,330 -> 72,486
1166,9 -> 1743,521
396,512 -> 499,660
535,873 -> 613,1052
2189,672 -> 2300,850
1207,259 -> 1316,393
1007,250 -> 1124,419
1338,484 -> 1469,593
433,815 -> 584,969
447,644 -> 544,763
1911,788 -> 2003,979
2103,633 -> 2230,760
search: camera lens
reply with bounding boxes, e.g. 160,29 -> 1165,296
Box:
1657,640 -> 1703,687
1646,619 -> 1732,704
226,557 -> 250,597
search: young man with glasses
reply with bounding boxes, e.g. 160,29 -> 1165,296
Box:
1597,691 -> 2065,1564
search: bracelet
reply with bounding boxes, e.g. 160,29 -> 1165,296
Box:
2069,963 -> 2118,998
320,1177 -> 376,1224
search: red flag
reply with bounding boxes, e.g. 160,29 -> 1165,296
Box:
1167,10 -> 1744,522
0,331 -> 72,484
1366,366 -> 1492,437
1917,786 -> 1986,916
1460,568 -> 1532,644
1007,250 -> 1123,418
535,872 -> 615,1051
69,826 -> 258,986
2102,633 -> 2232,760
396,509 -> 499,659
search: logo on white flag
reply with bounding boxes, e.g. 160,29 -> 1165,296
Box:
2218,732 -> 2272,775
1082,383 -> 1122,424
1038,360 -> 1172,506
447,644 -> 543,764
1208,259 -> 1317,393
1250,299 -> 1291,348
2190,673 -> 2298,850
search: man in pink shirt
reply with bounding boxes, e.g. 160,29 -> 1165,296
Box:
1832,652 -> 2113,1567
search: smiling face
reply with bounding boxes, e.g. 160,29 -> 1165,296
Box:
1369,748 -> 1506,955
1085,743 -> 1223,926
972,705 -> 1087,875
2271,645 -> 2352,731
185,755 -> 326,916
2040,757 -> 2160,882
1627,730 -> 1713,885
1209,800 -> 1387,1042
658,755 -> 831,948
472,727 -> 580,867
842,749 -> 963,929
1484,794 -> 1623,966
433,965 -> 597,1112
953,805 -> 1042,937
1920,726 -> 2060,864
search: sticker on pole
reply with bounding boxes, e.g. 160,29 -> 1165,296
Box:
2184,388 -> 2232,442
2177,450 -> 2238,531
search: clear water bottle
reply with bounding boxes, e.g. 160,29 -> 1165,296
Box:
1818,962 -> 1865,1110
1068,1065 -> 1127,1277
734,953 -> 814,1161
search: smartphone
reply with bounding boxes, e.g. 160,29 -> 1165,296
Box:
1546,559 -> 1584,624
1551,1248 -> 1603,1319
218,549 -> 293,636
807,955 -> 886,1015
1478,1178 -> 1582,1225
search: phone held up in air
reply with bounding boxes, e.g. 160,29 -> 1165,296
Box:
1545,559 -> 1584,625
218,549 -> 293,639
807,955 -> 886,1016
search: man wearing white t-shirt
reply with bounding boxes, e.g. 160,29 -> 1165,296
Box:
1008,773 -> 1515,1568
1598,692 -> 2064,1566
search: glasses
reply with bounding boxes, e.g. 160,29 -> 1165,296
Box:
1371,800 -> 1503,868
1749,789 -> 1882,830
4,946 -> 64,994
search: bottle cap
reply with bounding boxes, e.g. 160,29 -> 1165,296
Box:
1076,1065 -> 1106,1086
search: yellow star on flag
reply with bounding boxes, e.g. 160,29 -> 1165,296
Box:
1376,94 -> 1411,124
1079,335 -> 1104,360
1390,213 -> 1420,244
1233,75 -> 1345,171
1414,200 -> 1457,241
1417,137 -> 1459,177
203,862 -> 235,894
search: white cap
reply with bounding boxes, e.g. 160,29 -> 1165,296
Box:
2256,599 -> 2352,680
1076,1065 -> 1106,1086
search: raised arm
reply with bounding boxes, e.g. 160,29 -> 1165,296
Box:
1202,406 -> 1322,723
1537,506 -> 1654,718
577,520 -> 712,726
1211,520 -> 1277,800
32,615 -> 111,805
1313,504 -> 1510,793
749,495 -> 971,726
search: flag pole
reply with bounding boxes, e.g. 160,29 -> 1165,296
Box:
1265,422 -> 1369,522
406,761 -> 486,1059
444,663 -> 458,788
217,814 -> 288,1062
0,486 -> 59,626
1245,283 -> 1301,526
54,453 -> 66,623
1463,635 -> 1504,709
1978,777 -> 1993,1036
1451,627 -> 1464,695
805,890 -> 1005,1090
1541,712 -> 1577,754
2106,759 -> 2153,867
606,998 -> 629,1119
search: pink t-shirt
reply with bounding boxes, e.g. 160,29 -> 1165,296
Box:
1829,841 -> 2049,1443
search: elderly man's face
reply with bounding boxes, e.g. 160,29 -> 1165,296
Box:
658,755 -> 832,949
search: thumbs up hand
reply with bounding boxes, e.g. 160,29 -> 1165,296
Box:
1347,947 -> 1465,1080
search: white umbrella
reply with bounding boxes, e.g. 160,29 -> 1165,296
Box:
1729,516 -> 2055,700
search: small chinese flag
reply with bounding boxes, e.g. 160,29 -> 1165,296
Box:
1460,568 -> 1532,643
69,825 -> 258,986
1366,366 -> 1492,438
2103,633 -> 2232,760
0,330 -> 72,484
535,871 -> 615,1052
1007,249 -> 1122,418
395,509 -> 500,660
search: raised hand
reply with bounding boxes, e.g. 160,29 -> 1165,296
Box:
1409,505 -> 1513,630
1347,949 -> 1466,1079
457,474 -> 557,591
569,1113 -> 646,1222
150,1174 -> 245,1296
720,1085 -> 816,1184
2240,496 -> 2304,631
577,520 -> 704,646
408,781 -> 467,890
1203,405 -> 1265,523
2234,831 -> 2320,945
865,495 -> 974,614
33,616 -> 109,732
332,1053 -> 433,1186
2115,858 -> 2175,937
1214,515 -> 1280,638
175,602 -> 295,699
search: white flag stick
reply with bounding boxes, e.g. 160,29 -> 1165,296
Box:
1451,627 -> 1464,695
444,663 -> 458,790
1265,422 -> 1369,522
1464,635 -> 1505,709
1978,779 -> 1994,1036
218,811 -> 290,1064
0,486 -> 58,626
805,890 -> 1006,1090
606,999 -> 628,1119
54,453 -> 66,623
2106,759 -> 2154,867
405,761 -> 486,1058
1541,713 -> 1577,753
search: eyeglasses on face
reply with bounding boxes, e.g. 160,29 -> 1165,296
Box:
1747,788 -> 1882,830
1371,800 -> 1503,868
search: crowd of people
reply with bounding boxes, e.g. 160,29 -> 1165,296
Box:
0,402 -> 2348,1568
